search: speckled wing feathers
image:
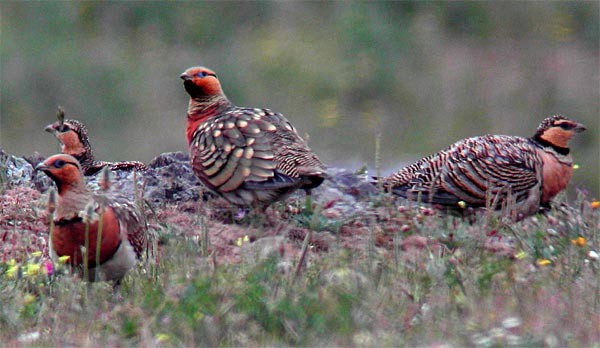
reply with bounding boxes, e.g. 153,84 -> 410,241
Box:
191,108 -> 279,191
47,118 -> 148,176
392,135 -> 541,207
190,107 -> 324,200
103,161 -> 148,174
270,117 -> 325,188
96,193 -> 147,259
386,154 -> 437,192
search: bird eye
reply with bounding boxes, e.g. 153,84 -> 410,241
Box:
558,123 -> 575,130
195,71 -> 216,78
53,159 -> 66,168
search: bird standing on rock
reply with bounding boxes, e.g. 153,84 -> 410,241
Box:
45,107 -> 148,176
180,66 -> 325,211
36,154 -> 148,283
383,115 -> 586,220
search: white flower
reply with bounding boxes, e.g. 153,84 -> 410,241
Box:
489,327 -> 505,340
506,334 -> 522,346
18,331 -> 40,343
502,317 -> 522,329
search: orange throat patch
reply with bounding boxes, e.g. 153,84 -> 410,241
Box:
57,131 -> 86,157
539,128 -> 572,149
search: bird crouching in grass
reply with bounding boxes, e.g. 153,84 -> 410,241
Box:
180,66 -> 326,213
45,107 -> 148,176
36,154 -> 148,283
382,115 -> 586,221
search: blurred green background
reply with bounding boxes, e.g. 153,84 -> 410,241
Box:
1,2 -> 598,198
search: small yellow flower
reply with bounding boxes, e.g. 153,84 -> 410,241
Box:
23,294 -> 36,305
31,251 -> 42,258
572,164 -> 579,170
537,259 -> 552,266
25,263 -> 41,277
155,333 -> 170,342
6,265 -> 19,279
457,201 -> 467,209
571,237 -> 586,247
58,255 -> 71,264
236,235 -> 250,247
514,251 -> 527,260
7,259 -> 16,266
591,201 -> 600,210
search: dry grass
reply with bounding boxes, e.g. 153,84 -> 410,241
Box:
0,184 -> 599,347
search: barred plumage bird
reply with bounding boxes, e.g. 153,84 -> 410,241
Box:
45,108 -> 148,176
36,154 -> 148,282
180,66 -> 325,210
383,116 -> 586,219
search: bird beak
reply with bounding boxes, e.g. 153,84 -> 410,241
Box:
574,122 -> 586,133
45,124 -> 57,134
35,163 -> 49,172
180,73 -> 192,81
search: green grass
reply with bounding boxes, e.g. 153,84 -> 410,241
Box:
0,190 -> 599,347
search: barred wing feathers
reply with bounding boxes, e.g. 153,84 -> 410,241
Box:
397,135 -> 542,207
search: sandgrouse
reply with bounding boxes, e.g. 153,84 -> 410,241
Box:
383,115 -> 586,220
45,107 -> 148,176
36,154 -> 148,282
180,66 -> 325,210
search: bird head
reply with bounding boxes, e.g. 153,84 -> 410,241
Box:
36,154 -> 84,194
180,66 -> 223,99
45,118 -> 89,158
534,115 -> 586,149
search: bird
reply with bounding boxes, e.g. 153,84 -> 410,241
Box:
36,154 -> 148,283
180,66 -> 326,211
382,115 -> 586,220
45,107 -> 148,176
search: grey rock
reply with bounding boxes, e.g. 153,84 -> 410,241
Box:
142,151 -> 207,204
310,168 -> 377,220
2,149 -> 381,218
323,167 -> 378,200
22,152 -> 53,192
0,148 -> 35,188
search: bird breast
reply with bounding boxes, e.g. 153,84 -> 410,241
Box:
538,150 -> 573,204
51,207 -> 122,266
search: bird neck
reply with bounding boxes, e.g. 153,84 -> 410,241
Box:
532,135 -> 570,156
78,137 -> 96,164
77,153 -> 98,173
188,94 -> 231,115
186,95 -> 232,145
55,185 -> 92,220
59,133 -> 95,168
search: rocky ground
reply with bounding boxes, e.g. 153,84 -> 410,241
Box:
2,148 -> 599,347
5,147 -> 565,272
4,147 -> 575,269
2,148 -> 410,267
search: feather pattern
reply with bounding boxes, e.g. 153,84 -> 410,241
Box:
37,154 -> 148,282
383,115 -> 585,219
182,66 -> 325,209
46,114 -> 148,176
